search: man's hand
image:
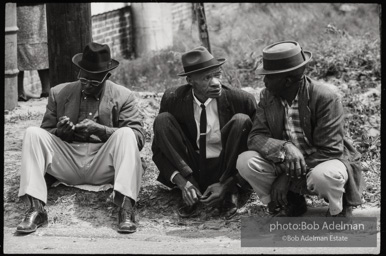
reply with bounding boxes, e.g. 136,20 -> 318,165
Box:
56,116 -> 75,139
74,119 -> 104,137
174,174 -> 202,206
200,182 -> 228,207
283,143 -> 307,179
271,173 -> 290,207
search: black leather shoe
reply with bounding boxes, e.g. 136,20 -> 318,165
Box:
286,191 -> 307,217
16,208 -> 48,233
268,192 -> 307,217
222,190 -> 239,220
117,207 -> 137,233
177,204 -> 199,218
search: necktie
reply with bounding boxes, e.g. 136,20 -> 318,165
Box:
199,103 -> 207,173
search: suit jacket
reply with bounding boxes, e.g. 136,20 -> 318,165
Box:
40,80 -> 145,150
153,84 -> 257,185
248,76 -> 364,206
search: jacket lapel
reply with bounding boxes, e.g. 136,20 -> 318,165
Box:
182,87 -> 198,141
98,81 -> 115,126
298,79 -> 313,144
265,92 -> 285,139
217,89 -> 232,129
64,82 -> 81,124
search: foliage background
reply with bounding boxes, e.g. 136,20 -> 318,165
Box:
112,3 -> 381,205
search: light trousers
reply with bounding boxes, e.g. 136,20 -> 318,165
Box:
237,151 -> 348,215
18,127 -> 143,204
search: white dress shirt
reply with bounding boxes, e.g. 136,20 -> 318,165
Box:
170,91 -> 222,183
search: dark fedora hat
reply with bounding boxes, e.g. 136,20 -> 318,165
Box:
256,40 -> 312,75
72,42 -> 119,73
178,46 -> 226,76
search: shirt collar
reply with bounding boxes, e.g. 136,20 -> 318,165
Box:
192,89 -> 213,107
81,85 -> 104,100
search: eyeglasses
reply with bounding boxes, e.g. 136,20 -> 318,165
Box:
78,72 -> 111,87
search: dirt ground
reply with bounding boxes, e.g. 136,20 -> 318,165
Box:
3,88 -> 380,242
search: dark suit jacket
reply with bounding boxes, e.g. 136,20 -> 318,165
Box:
153,84 -> 257,186
40,80 -> 145,150
248,76 -> 364,206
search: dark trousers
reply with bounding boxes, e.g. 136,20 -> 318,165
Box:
152,112 -> 252,192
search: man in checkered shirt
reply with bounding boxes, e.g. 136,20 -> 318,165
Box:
237,41 -> 364,217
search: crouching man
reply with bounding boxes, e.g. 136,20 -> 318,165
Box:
237,41 -> 364,217
152,46 -> 257,219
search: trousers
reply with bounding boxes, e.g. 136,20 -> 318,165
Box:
152,112 -> 252,192
18,127 -> 143,204
237,151 -> 348,215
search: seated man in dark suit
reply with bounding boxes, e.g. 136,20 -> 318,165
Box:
152,46 -> 257,218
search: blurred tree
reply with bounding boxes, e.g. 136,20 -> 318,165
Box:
46,3 -> 92,86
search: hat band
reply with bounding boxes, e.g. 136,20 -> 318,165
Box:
79,59 -> 112,72
263,51 -> 306,71
184,58 -> 220,73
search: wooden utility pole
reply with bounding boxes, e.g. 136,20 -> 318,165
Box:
46,3 -> 92,87
194,3 -> 211,53
4,3 -> 18,110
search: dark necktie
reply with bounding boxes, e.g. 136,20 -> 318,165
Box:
199,103 -> 207,173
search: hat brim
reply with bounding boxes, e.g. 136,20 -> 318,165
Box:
178,58 -> 226,76
72,53 -> 120,73
255,51 -> 312,75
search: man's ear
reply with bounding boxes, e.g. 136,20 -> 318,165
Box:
186,76 -> 192,85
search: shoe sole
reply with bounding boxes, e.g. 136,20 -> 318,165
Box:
117,229 -> 136,234
16,221 -> 48,234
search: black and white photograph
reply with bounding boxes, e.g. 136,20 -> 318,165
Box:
3,2 -> 381,254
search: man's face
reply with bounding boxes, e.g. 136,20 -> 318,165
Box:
263,72 -> 288,96
78,70 -> 109,95
188,67 -> 223,101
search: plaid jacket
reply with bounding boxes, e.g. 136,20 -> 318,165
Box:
248,76 -> 364,206
40,80 -> 145,150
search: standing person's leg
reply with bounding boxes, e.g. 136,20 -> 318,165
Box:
18,70 -> 29,101
37,69 -> 50,97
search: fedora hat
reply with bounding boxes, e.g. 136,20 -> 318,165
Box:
72,42 -> 119,73
256,40 -> 312,75
178,46 -> 226,76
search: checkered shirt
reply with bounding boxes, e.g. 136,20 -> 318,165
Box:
281,95 -> 316,156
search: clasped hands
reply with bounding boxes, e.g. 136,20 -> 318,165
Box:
178,176 -> 227,208
56,116 -> 104,139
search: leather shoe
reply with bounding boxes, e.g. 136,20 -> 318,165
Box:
269,192 -> 307,217
118,208 -> 137,233
177,204 -> 199,218
221,190 -> 239,220
117,197 -> 137,233
17,208 -> 48,233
